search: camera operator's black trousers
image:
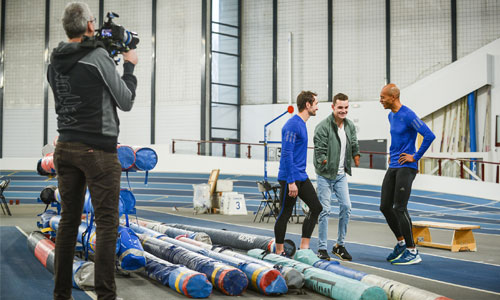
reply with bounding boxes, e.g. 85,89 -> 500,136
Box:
274,179 -> 322,244
380,167 -> 418,248
53,142 -> 122,300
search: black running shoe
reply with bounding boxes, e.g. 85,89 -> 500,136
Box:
317,249 -> 330,260
332,245 -> 352,261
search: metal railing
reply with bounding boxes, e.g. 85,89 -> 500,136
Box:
172,139 -> 261,159
171,139 -> 500,183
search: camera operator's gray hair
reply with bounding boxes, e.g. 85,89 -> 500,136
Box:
62,2 -> 93,39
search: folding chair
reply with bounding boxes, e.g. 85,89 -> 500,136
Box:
253,181 -> 280,223
0,178 -> 12,216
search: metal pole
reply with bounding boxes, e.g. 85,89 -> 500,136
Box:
497,165 -> 499,184
43,0 -> 50,146
150,0 -> 157,144
481,163 -> 484,181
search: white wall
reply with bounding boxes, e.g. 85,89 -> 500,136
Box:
332,0 -> 386,101
457,0 -> 500,59
277,0 -> 328,103
241,0 -> 273,105
3,0 -> 45,157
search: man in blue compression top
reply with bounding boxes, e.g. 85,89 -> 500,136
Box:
274,91 -> 323,256
379,83 -> 436,265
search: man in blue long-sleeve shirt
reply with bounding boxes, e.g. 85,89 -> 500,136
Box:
274,91 -> 323,256
379,83 -> 436,265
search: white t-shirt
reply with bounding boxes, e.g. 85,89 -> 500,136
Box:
337,125 -> 346,175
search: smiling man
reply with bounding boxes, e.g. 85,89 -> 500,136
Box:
379,83 -> 435,265
313,93 -> 360,261
274,91 -> 323,257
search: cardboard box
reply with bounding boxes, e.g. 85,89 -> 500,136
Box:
216,180 -> 233,192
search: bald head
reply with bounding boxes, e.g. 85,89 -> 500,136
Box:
382,83 -> 400,99
380,83 -> 402,112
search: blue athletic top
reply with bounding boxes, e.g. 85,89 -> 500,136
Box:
388,105 -> 436,169
278,115 -> 309,183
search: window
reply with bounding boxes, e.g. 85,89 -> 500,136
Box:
211,0 -> 240,157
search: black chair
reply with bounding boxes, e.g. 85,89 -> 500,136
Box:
0,177 -> 12,216
253,181 -> 280,223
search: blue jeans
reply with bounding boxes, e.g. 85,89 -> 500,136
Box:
317,173 -> 351,250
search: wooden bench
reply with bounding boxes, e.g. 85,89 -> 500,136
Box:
412,221 -> 480,252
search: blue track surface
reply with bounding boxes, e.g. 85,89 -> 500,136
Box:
0,227 -> 91,300
2,171 -> 499,234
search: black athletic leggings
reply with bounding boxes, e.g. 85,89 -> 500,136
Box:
274,179 -> 323,244
380,167 -> 418,248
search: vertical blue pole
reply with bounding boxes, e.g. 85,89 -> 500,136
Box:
263,110 -> 289,182
467,92 -> 477,178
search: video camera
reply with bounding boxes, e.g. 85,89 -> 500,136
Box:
95,12 -> 139,62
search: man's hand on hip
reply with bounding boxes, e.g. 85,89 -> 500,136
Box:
398,153 -> 415,165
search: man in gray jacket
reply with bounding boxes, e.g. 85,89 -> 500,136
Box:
48,3 -> 137,300
314,93 -> 360,261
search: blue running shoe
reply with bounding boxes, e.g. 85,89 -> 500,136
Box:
386,243 -> 406,261
391,249 -> 422,265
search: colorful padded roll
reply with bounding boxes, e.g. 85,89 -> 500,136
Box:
41,153 -> 56,174
27,231 -> 94,290
150,235 -> 287,295
293,246 -> 453,300
128,222 -> 168,239
248,248 -> 387,300
117,226 -> 146,272
167,223 -> 296,257
178,236 -> 304,290
143,252 -> 212,298
294,249 -> 366,281
139,234 -> 248,296
362,275 -> 453,300
135,220 -> 212,245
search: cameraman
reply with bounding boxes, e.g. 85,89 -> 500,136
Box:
47,2 -> 137,300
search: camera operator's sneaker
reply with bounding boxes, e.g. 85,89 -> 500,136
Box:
386,243 -> 406,262
317,249 -> 330,260
332,245 -> 352,261
391,249 -> 422,265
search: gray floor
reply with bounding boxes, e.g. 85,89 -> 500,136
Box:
1,204 -> 499,300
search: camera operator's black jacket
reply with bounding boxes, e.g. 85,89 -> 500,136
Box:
47,40 -> 137,152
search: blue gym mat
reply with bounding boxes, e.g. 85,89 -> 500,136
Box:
0,226 -> 92,300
